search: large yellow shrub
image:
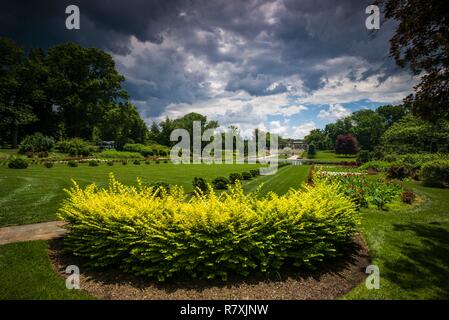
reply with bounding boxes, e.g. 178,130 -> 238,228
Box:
59,174 -> 359,281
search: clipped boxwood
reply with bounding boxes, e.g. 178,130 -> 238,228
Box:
59,177 -> 359,281
8,158 -> 28,169
107,161 -> 114,166
44,161 -> 54,168
212,176 -> 229,190
88,160 -> 99,167
420,160 -> 449,187
133,160 -> 141,165
229,172 -> 243,184
250,169 -> 260,177
241,171 -> 252,180
193,177 -> 208,193
67,160 -> 78,167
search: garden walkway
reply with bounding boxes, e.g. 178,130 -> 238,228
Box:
0,221 -> 66,245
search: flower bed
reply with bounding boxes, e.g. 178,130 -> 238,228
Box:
59,175 -> 359,281
315,171 -> 402,210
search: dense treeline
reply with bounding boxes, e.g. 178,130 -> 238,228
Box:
0,37 -> 148,148
305,105 -> 449,154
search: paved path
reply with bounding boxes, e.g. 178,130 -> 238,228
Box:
0,221 -> 66,245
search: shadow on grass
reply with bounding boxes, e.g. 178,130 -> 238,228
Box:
383,222 -> 449,299
48,236 -> 369,299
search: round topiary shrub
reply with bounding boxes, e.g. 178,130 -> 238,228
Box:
150,181 -> 170,197
8,158 -> 28,169
88,160 -> 99,167
193,177 -> 208,193
44,161 -> 54,168
67,160 -> 78,167
155,160 -> 160,164
163,160 -> 168,163
133,160 -> 141,165
229,173 -> 243,184
145,160 -> 150,165
241,172 -> 252,180
122,160 -> 128,165
250,169 -> 260,177
107,161 -> 114,166
212,176 -> 229,190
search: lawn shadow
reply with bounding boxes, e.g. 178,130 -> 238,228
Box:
48,235 -> 369,299
382,222 -> 449,299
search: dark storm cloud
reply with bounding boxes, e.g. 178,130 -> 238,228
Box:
0,0 -> 405,118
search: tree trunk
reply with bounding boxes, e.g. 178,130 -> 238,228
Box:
12,125 -> 18,148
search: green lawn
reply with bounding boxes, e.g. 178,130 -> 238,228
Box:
0,163 -> 310,227
306,150 -> 357,162
1,179 -> 449,299
0,241 -> 93,300
344,182 -> 449,299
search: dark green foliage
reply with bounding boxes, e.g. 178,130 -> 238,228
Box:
56,138 -> 94,157
420,160 -> 449,187
88,160 -> 99,167
241,171 -> 252,180
67,160 -> 78,167
145,160 -> 150,165
193,177 -> 208,193
44,161 -> 53,168
133,160 -> 141,165
229,172 -> 243,184
250,169 -> 260,177
212,176 -> 229,190
357,150 -> 371,163
106,161 -> 114,166
155,160 -> 160,164
121,160 -> 128,165
307,143 -> 316,156
8,158 -> 28,169
18,133 -> 54,154
150,181 -> 170,197
387,165 -> 414,180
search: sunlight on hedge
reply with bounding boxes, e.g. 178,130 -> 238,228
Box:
58,174 -> 359,281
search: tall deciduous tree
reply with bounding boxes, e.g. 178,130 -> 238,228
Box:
0,37 -> 37,147
46,42 -> 129,139
378,0 -> 449,121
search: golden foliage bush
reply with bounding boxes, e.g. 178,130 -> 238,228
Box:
59,174 -> 359,281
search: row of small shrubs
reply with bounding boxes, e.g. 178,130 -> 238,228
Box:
59,175 -> 359,281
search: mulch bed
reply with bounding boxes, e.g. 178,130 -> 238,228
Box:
48,235 -> 370,300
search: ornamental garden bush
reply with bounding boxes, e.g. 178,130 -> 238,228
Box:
44,161 -> 54,168
212,176 -> 229,190
193,177 -> 208,193
88,160 -> 99,167
420,160 -> 449,187
56,138 -> 95,157
67,160 -> 78,167
18,133 -> 55,154
241,172 -> 252,180
107,161 -> 114,166
133,160 -> 141,165
229,172 -> 242,184
8,157 -> 28,169
59,175 -> 359,281
250,169 -> 260,177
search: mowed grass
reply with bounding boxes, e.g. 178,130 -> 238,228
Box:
0,241 -> 93,300
344,182 -> 449,299
306,150 -> 357,162
0,163 -> 310,227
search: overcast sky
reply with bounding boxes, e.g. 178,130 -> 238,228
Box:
1,0 -> 417,138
